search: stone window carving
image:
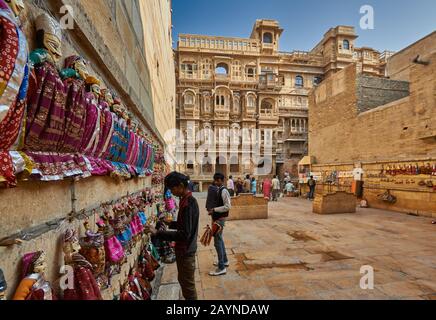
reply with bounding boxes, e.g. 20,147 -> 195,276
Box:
247,94 -> 256,108
343,40 -> 350,50
260,99 -> 274,116
181,61 -> 198,78
232,60 -> 242,79
184,92 -> 195,106
263,32 -> 273,44
295,75 -> 304,88
246,67 -> 256,79
233,95 -> 240,114
202,59 -> 212,79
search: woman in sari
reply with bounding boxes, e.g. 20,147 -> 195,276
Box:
263,177 -> 272,201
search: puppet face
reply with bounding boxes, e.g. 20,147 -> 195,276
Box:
74,59 -> 90,81
32,252 -> 47,274
5,0 -> 25,17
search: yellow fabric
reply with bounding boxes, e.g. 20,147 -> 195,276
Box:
13,278 -> 36,300
18,151 -> 34,180
298,156 -> 313,166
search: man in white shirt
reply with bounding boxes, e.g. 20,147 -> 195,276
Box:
208,173 -> 232,276
227,175 -> 235,197
272,176 -> 281,201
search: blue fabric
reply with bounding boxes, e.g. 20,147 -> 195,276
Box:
213,220 -> 228,270
138,211 -> 147,225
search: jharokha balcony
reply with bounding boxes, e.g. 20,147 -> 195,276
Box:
178,34 -> 260,54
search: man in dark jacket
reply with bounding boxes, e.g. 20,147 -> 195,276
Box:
145,172 -> 199,300
206,182 -> 219,212
208,173 -> 231,276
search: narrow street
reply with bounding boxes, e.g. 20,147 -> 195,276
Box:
160,195 -> 436,300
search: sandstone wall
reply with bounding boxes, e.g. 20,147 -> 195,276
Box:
387,32 -> 436,81
309,52 -> 435,165
308,48 -> 435,217
0,0 -> 174,299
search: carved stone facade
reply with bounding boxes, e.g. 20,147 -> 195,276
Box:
175,20 -> 392,191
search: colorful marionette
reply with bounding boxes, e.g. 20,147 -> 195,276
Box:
0,1 -> 29,187
13,251 -> 56,300
58,55 -> 89,153
79,220 -> 108,289
0,268 -> 6,300
111,203 -> 133,253
97,214 -> 125,276
62,229 -> 103,300
25,13 -> 67,153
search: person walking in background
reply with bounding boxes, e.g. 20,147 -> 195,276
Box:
227,175 -> 235,197
208,173 -> 231,276
236,177 -> 244,195
272,176 -> 281,201
285,180 -> 296,197
308,176 -> 317,200
243,174 -> 251,193
262,177 -> 272,201
187,175 -> 195,192
251,177 -> 257,195
145,172 -> 199,300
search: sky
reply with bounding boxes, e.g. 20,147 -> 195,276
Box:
172,0 -> 436,52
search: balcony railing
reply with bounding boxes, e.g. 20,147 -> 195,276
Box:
178,34 -> 260,53
259,74 -> 283,90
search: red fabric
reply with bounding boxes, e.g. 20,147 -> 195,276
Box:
0,16 -> 19,88
0,151 -> 15,187
63,267 -> 102,300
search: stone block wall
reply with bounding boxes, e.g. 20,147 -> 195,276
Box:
387,32 -> 436,81
309,52 -> 435,165
228,194 -> 269,221
356,75 -> 410,113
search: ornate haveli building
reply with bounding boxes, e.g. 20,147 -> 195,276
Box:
175,19 -> 394,191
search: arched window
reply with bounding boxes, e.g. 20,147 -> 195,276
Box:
260,99 -> 274,115
263,32 -> 273,44
247,95 -> 256,108
184,92 -> 195,105
343,40 -> 350,50
215,63 -> 229,75
295,75 -> 304,88
247,67 -> 255,79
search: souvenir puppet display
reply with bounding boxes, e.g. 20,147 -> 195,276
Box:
80,220 -> 109,290
62,229 -> 102,300
0,0 -> 29,187
0,268 -> 7,300
13,251 -> 55,300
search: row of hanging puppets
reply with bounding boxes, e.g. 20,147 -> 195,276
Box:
0,188 -> 178,300
0,1 -> 166,188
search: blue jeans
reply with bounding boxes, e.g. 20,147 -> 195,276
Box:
309,186 -> 315,199
213,220 -> 228,270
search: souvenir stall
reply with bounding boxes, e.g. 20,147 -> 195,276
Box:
311,160 -> 436,215
0,1 -> 173,300
297,156 -> 315,197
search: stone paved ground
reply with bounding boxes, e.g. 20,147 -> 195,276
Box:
191,195 -> 436,300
